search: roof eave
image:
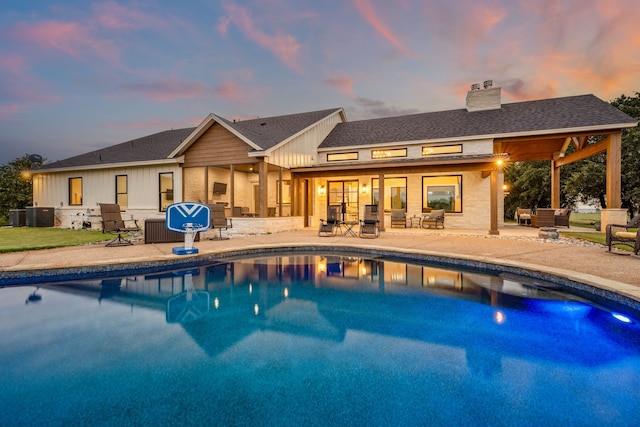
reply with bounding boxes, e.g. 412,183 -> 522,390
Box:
32,157 -> 183,174
318,122 -> 637,151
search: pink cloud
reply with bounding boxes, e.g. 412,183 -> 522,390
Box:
93,0 -> 166,30
118,79 -> 209,101
352,0 -> 410,54
12,20 -> 121,64
214,81 -> 245,102
218,1 -> 303,72
324,73 -> 355,96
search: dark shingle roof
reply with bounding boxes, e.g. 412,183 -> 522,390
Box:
218,108 -> 342,150
38,128 -> 196,170
319,94 -> 636,149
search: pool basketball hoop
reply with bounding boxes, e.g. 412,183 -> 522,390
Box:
166,203 -> 211,255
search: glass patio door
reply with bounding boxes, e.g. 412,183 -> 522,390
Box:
328,180 -> 359,221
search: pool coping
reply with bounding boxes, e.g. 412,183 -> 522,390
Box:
2,242 -> 639,317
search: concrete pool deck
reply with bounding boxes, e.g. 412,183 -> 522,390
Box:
1,225 -> 639,303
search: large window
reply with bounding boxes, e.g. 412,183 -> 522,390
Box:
328,180 -> 359,220
69,177 -> 83,206
372,177 -> 407,211
159,172 -> 174,212
116,175 -> 128,208
422,176 -> 462,213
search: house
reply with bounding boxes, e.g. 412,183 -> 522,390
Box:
32,83 -> 637,234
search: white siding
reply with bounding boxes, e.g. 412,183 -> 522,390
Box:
33,164 -> 183,211
268,112 -> 344,168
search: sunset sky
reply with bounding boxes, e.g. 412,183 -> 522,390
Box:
1,0 -> 639,164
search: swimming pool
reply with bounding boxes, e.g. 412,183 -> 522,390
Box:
1,253 -> 639,426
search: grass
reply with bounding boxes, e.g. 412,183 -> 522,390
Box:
0,227 -> 111,253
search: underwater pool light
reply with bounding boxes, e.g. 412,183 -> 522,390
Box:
612,313 -> 632,323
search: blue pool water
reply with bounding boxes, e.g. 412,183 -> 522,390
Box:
1,254 -> 639,426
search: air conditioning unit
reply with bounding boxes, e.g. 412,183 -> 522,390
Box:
26,207 -> 55,227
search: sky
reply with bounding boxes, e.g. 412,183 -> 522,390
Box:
1,0 -> 640,165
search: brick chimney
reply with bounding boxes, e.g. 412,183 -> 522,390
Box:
466,80 -> 501,112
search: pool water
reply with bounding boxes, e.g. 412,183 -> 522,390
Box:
1,254 -> 639,426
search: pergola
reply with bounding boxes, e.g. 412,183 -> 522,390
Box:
489,129 -> 624,234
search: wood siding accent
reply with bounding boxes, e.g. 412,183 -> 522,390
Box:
184,123 -> 253,167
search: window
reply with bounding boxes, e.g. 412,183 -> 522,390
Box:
69,177 -> 83,206
277,180 -> 291,204
116,175 -> 128,209
371,148 -> 407,159
422,144 -> 463,156
372,178 -> 407,211
159,172 -> 173,212
328,180 -> 359,220
327,152 -> 359,162
422,176 -> 462,213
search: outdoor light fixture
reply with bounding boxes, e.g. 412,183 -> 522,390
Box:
493,153 -> 510,170
318,184 -> 326,196
361,183 -> 369,194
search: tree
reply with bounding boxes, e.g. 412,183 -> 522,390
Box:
611,93 -> 640,217
503,161 -> 551,219
0,155 -> 44,225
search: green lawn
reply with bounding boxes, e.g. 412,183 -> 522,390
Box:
0,227 -> 111,253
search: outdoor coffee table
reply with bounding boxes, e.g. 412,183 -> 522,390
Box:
341,221 -> 358,237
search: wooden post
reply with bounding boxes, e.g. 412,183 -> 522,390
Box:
606,132 -> 622,209
259,160 -> 268,217
229,164 -> 234,212
378,173 -> 385,231
489,170 -> 499,235
551,159 -> 560,208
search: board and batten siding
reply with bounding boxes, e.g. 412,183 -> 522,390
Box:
183,123 -> 253,167
268,111 -> 344,168
32,164 -> 182,210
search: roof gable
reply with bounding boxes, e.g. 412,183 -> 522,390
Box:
319,94 -> 637,149
172,108 -> 343,157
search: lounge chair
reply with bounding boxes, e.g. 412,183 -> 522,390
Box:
531,208 -> 556,228
390,209 -> 407,228
554,209 -> 571,227
319,205 -> 341,237
359,204 -> 380,238
99,203 -> 140,246
209,204 -> 232,240
516,208 -> 532,226
606,214 -> 640,255
421,209 -> 445,229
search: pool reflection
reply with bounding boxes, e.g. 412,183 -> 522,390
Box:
36,254 -> 639,370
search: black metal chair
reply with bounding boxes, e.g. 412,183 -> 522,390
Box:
359,204 -> 380,238
319,205 -> 341,236
99,203 -> 140,246
209,204 -> 232,240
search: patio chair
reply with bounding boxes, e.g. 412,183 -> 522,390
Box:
390,209 -> 407,228
359,204 -> 380,238
554,209 -> 571,227
99,203 -> 140,246
209,204 -> 233,240
606,213 -> 640,255
421,209 -> 445,229
516,208 -> 532,226
319,205 -> 341,236
531,208 -> 556,228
